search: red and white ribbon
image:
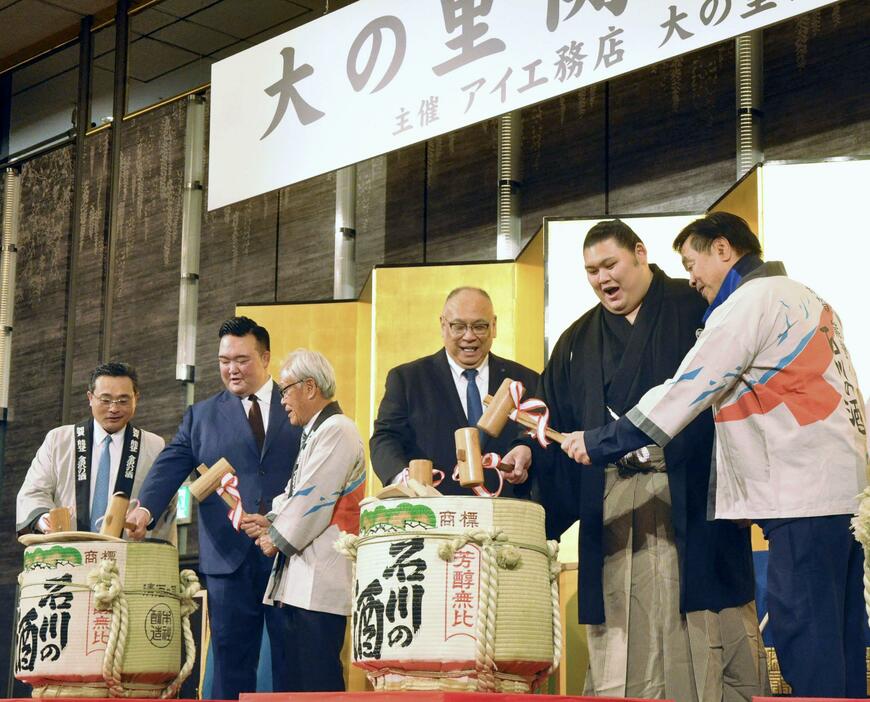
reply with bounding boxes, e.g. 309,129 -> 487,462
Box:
217,473 -> 243,531
452,453 -> 504,498
399,467 -> 445,488
507,380 -> 552,448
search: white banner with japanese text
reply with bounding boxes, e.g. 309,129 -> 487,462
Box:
208,0 -> 839,210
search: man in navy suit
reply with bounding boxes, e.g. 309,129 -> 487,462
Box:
128,316 -> 301,699
370,287 -> 539,496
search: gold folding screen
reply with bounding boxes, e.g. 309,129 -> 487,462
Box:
239,232 -> 545,496
238,237 -> 546,693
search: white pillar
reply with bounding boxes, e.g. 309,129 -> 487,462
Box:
176,94 -> 206,402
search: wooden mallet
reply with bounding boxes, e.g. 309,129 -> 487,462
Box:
189,458 -> 245,515
478,377 -> 565,443
48,507 -> 72,534
99,492 -> 136,537
408,459 -> 435,486
454,428 -> 485,487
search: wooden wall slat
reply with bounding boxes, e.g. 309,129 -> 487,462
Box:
276,172 -> 335,302
764,1 -> 870,160
71,131 -> 110,398
520,85 -> 607,243
4,145 -> 74,578
110,99 -> 188,440
425,119 -> 499,262
609,42 -> 736,213
354,155 -> 386,294
383,143 -> 426,264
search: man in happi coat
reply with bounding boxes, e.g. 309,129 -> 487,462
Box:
243,348 -> 365,692
563,212 -> 870,698
17,361 -> 175,542
503,219 -> 767,701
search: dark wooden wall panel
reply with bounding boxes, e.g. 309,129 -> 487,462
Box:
109,99 -> 187,440
276,172 -> 335,301
355,156 -> 386,295
2,148 -> 74,690
355,144 -> 428,292
70,130 -> 110,400
4,146 -> 74,577
383,144 -> 426,264
764,1 -> 870,160
520,85 -> 607,243
609,42 -> 736,213
425,119 -> 498,262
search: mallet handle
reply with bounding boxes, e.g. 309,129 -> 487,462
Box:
195,464 -> 241,510
482,395 -> 565,444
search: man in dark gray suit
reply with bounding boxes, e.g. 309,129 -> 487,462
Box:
370,287 -> 539,496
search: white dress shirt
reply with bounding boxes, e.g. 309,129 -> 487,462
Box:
445,352 -> 490,419
240,378 -> 274,435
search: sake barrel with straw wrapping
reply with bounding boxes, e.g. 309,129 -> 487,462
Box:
347,496 -> 560,693
15,538 -> 187,698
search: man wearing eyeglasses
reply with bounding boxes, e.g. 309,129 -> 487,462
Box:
370,286 -> 539,496
127,316 -> 301,699
16,362 -> 176,541
243,348 -> 365,691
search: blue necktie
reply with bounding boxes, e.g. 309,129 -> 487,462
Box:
90,435 -> 112,532
463,369 -> 483,427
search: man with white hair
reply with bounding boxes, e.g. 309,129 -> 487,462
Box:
241,348 -> 366,692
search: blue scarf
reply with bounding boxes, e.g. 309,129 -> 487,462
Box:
702,254 -> 764,323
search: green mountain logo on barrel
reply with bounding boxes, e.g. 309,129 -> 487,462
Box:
24,546 -> 83,570
360,502 -> 437,534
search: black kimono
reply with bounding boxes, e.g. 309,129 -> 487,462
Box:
532,266 -> 755,623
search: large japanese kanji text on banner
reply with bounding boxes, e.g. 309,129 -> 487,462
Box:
208,0 -> 839,211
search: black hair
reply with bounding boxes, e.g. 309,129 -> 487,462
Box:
218,316 -> 270,352
583,219 -> 644,251
90,362 -> 139,394
673,212 -> 763,256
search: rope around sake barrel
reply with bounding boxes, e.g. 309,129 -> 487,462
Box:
89,559 -> 128,697
29,562 -> 201,698
850,487 -> 870,629
159,569 -> 201,699
336,526 -> 563,693
541,539 -> 563,686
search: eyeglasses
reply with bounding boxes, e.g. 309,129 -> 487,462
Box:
92,396 -> 132,407
279,379 -> 308,398
445,320 -> 491,338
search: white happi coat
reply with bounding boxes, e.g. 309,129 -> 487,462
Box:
16,422 -> 177,543
264,411 -> 366,616
627,262 -> 869,520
